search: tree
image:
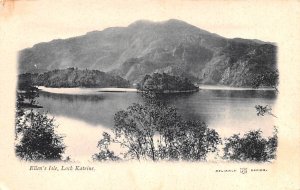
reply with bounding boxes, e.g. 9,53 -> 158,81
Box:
15,111 -> 66,161
15,81 -> 66,161
255,105 -> 277,118
16,80 -> 40,138
250,70 -> 279,91
177,120 -> 220,161
223,128 -> 278,162
92,132 -> 120,161
17,78 -> 40,108
93,101 -> 221,161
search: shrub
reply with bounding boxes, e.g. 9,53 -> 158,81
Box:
15,111 -> 66,161
223,128 -> 278,162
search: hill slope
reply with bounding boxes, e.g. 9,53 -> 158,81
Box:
19,19 -> 277,87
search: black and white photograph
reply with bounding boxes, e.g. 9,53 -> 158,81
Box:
16,19 -> 279,162
1,0 -> 300,190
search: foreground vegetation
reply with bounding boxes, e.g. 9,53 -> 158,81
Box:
93,102 -> 221,161
93,92 -> 278,162
223,128 -> 277,162
15,111 -> 66,161
15,81 -> 66,161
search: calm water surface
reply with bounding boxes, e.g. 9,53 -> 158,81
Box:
37,88 -> 277,161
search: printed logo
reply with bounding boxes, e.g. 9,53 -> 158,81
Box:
240,168 -> 248,174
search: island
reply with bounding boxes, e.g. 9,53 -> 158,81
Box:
137,73 -> 199,93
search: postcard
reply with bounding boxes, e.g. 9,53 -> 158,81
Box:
0,0 -> 299,189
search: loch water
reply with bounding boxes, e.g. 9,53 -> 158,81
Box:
37,87 -> 277,161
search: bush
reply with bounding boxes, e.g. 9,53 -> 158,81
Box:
15,111 -> 66,161
223,128 -> 278,162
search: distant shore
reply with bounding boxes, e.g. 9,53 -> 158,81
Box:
38,86 -> 137,95
37,85 -> 275,95
137,88 -> 199,94
198,85 -> 275,91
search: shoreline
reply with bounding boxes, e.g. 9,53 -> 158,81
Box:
198,85 -> 275,91
37,85 -> 275,95
137,88 -> 199,94
37,86 -> 137,95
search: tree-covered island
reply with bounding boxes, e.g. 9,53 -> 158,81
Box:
137,73 -> 199,93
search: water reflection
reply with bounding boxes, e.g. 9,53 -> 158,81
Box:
40,91 -> 106,102
38,91 -> 142,126
144,90 -> 276,124
37,89 -> 276,130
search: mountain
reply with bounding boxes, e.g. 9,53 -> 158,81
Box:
18,68 -> 130,88
18,19 -> 277,87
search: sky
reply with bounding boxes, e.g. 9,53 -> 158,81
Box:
1,0 -> 299,49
